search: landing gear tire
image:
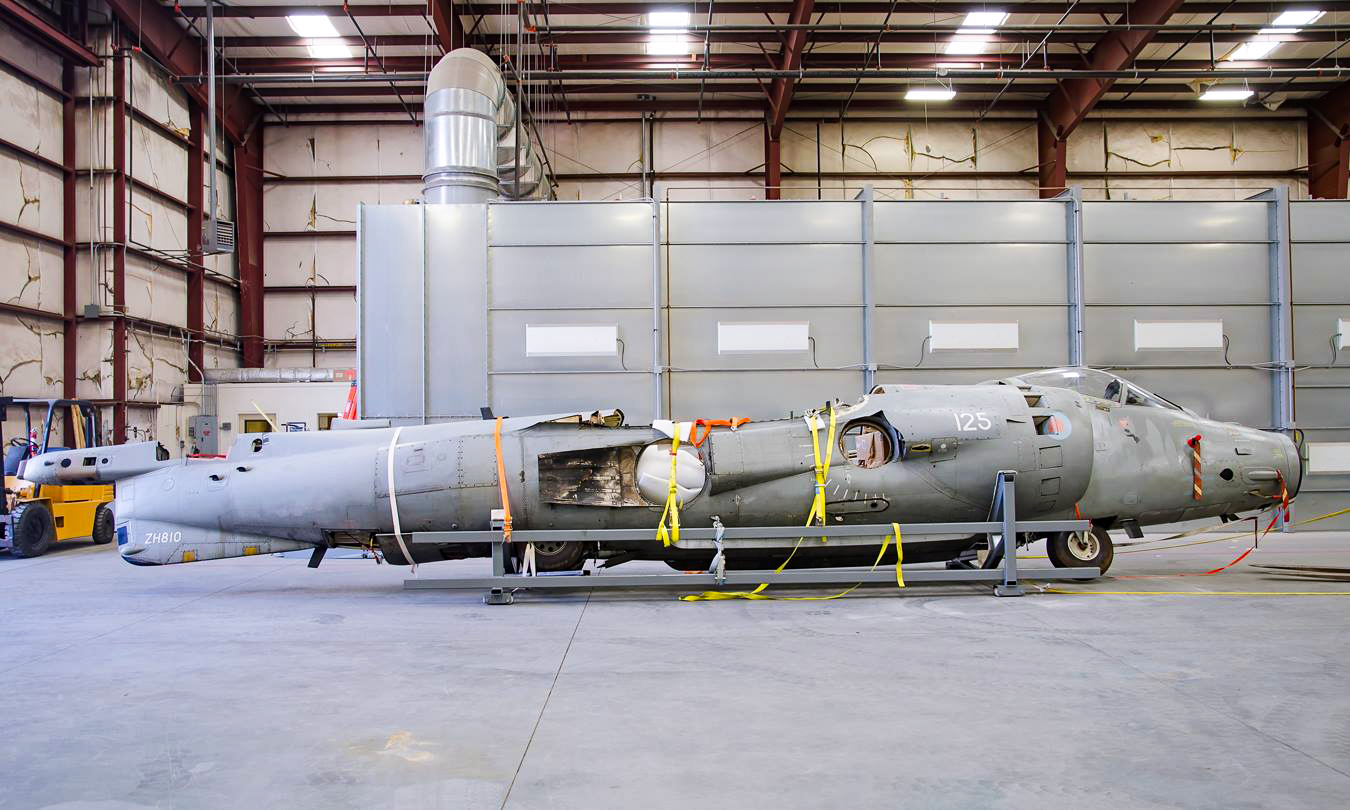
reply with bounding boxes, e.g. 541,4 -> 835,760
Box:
8,502 -> 55,558
526,540 -> 589,572
1047,526 -> 1113,575
91,503 -> 115,545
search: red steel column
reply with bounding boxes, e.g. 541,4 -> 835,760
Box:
764,127 -> 782,200
1037,116 -> 1067,198
187,104 -> 206,381
62,59 -> 77,446
234,134 -> 265,367
112,47 -> 128,443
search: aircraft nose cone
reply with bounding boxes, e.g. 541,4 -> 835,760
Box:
1281,432 -> 1303,498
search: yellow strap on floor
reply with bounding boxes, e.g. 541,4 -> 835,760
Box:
656,427 -> 682,548
681,522 -> 904,602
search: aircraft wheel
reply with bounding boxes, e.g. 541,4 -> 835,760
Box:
1047,526 -> 1113,575
527,540 -> 588,572
91,504 -> 115,545
8,502 -> 55,558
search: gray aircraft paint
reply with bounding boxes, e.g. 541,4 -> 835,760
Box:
19,369 -> 1299,569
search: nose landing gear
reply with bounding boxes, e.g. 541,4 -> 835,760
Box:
1047,526 -> 1114,575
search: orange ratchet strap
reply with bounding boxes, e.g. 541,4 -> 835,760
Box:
493,417 -> 513,542
1186,434 -> 1203,500
687,417 -> 750,447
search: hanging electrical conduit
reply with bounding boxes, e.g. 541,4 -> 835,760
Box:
422,48 -> 550,203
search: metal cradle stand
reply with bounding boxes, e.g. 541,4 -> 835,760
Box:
400,471 -> 1100,604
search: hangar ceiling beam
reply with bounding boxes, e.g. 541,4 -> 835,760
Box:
1308,81 -> 1350,198
764,0 -> 815,199
102,0 -> 261,145
1036,0 -> 1186,197
430,0 -> 467,53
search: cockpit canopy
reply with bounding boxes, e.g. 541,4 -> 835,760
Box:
1008,368 -> 1192,413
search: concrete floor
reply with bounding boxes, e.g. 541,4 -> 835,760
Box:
4,532 -> 1350,809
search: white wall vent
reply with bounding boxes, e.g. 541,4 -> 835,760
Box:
525,324 -> 618,356
928,321 -> 1020,351
717,322 -> 810,353
1308,443 -> 1350,474
1134,320 -> 1224,351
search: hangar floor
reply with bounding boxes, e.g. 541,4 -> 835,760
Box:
4,532 -> 1350,809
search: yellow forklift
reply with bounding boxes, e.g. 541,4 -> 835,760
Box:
2,398 -> 115,557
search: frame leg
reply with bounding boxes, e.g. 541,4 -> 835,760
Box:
994,472 -> 1024,597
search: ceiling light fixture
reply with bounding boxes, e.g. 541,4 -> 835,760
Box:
1200,87 -> 1254,101
646,9 -> 692,55
1226,9 -> 1322,62
286,14 -> 339,38
906,87 -> 957,101
944,10 -> 1008,55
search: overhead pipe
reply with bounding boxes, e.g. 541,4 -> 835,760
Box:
422,48 -> 549,202
198,65 -> 1349,85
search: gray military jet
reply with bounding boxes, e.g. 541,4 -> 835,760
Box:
19,368 -> 1299,576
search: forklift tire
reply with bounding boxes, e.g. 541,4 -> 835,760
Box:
1047,526 -> 1114,575
8,502 -> 56,558
91,503 -> 115,545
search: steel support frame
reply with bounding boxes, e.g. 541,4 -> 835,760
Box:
234,135 -> 266,367
112,49 -> 129,443
1308,81 -> 1350,199
429,0 -> 467,53
403,472 -> 1097,602
1057,185 -> 1086,366
857,184 -> 876,394
187,104 -> 206,383
62,62 -> 77,445
1037,0 -> 1185,198
763,0 -> 814,199
1249,186 -> 1295,527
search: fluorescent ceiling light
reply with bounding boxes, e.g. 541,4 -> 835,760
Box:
906,87 -> 957,101
1200,87 -> 1253,101
286,14 -> 340,38
646,35 -> 692,55
307,40 -> 353,59
648,10 -> 692,28
1271,9 -> 1324,26
962,11 -> 1009,27
1229,36 -> 1283,61
945,32 -> 994,54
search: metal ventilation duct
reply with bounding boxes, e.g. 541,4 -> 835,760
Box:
423,48 -> 549,203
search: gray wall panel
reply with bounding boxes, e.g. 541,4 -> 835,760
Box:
667,201 -> 860,244
1118,368 -> 1274,426
492,373 -> 653,420
1084,305 -> 1272,367
874,305 -> 1068,369
1084,244 -> 1270,304
1291,387 -> 1350,428
668,244 -> 862,306
489,309 -> 653,373
426,204 -> 489,418
1290,200 -> 1350,242
668,371 -> 859,420
1083,201 -> 1268,242
1290,244 -> 1350,303
668,307 -> 862,371
1291,305 -> 1349,365
490,245 -> 652,309
874,243 -> 1068,305
490,201 -> 652,246
875,201 -> 1067,243
359,204 -> 427,420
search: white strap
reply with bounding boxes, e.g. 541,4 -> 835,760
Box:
386,427 -> 416,574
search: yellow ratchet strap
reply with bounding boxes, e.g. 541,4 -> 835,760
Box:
681,522 -> 904,602
805,407 -> 838,535
656,426 -> 682,547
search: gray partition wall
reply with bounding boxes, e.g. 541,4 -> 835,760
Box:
1290,201 -> 1350,530
358,190 -> 1344,526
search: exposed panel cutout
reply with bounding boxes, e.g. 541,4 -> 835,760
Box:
928,321 -> 1019,351
1308,443 -> 1350,474
525,324 -> 618,357
1133,320 -> 1224,351
717,322 -> 810,354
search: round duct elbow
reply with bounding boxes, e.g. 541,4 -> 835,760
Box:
423,49 -> 507,203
